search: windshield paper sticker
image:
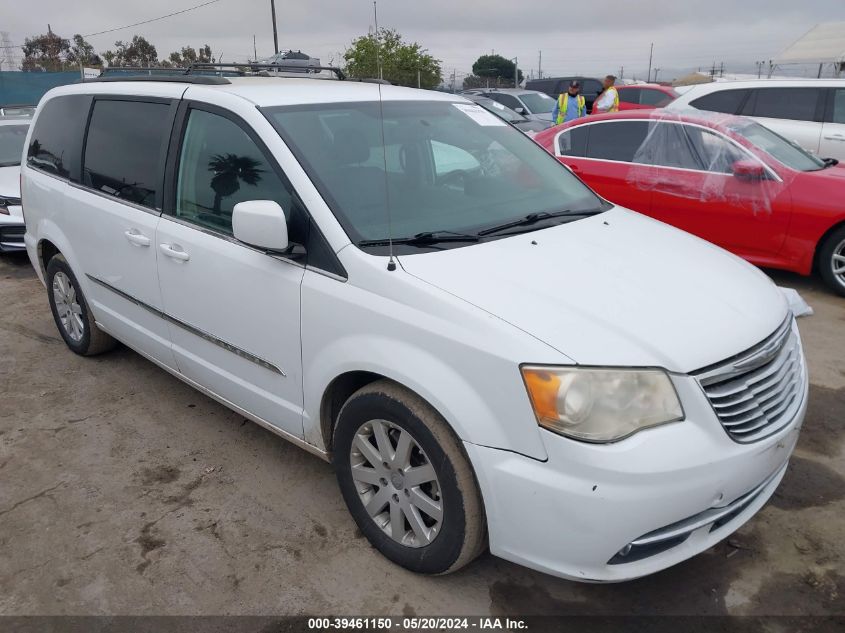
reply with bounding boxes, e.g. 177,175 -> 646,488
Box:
452,103 -> 507,126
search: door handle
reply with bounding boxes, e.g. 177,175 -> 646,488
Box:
823,134 -> 845,142
159,243 -> 190,262
124,228 -> 151,247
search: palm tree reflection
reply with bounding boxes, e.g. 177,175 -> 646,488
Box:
208,153 -> 264,214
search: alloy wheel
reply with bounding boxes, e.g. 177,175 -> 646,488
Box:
832,238 -> 845,288
52,271 -> 84,342
349,419 -> 443,547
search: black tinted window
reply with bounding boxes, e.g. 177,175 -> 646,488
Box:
586,121 -> 650,162
619,88 -> 641,104
633,123 -> 702,170
488,93 -> 523,110
27,94 -> 92,180
691,89 -> 748,114
558,127 -> 588,157
83,100 -> 171,209
640,88 -> 674,107
582,80 -> 603,95
749,88 -> 820,122
0,124 -> 28,167
174,108 -> 306,241
834,89 -> 845,124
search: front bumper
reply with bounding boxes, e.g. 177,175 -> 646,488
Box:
0,208 -> 25,252
466,369 -> 807,582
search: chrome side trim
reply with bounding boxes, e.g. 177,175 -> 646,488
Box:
93,319 -> 328,461
86,274 -> 286,377
630,463 -> 787,547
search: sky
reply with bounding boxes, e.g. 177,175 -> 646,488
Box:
2,0 -> 843,81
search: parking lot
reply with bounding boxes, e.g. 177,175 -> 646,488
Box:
0,249 -> 842,617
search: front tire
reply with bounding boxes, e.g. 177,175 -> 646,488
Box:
333,380 -> 486,574
46,254 -> 116,356
818,225 -> 845,297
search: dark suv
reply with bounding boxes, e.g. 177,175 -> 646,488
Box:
526,77 -> 604,109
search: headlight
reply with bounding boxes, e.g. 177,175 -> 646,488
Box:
521,366 -> 684,442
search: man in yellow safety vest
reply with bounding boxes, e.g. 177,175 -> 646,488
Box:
551,81 -> 587,126
592,75 -> 620,114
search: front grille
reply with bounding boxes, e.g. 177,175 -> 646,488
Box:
694,318 -> 806,443
0,225 -> 25,237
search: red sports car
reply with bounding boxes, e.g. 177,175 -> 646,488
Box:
534,110 -> 845,295
616,84 -> 679,110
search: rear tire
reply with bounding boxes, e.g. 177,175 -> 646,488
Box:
46,254 -> 116,356
818,225 -> 845,297
333,380 -> 486,574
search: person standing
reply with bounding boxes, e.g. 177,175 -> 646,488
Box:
592,75 -> 620,114
551,81 -> 587,126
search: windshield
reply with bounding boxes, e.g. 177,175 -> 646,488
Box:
0,124 -> 28,167
519,92 -> 555,114
264,100 -> 605,250
729,120 -> 825,172
474,98 -> 525,122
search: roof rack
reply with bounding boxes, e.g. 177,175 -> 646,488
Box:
187,62 -> 346,80
88,62 -> 347,85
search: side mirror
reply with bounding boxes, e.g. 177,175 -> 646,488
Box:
732,160 -> 767,182
232,200 -> 289,252
514,106 -> 526,114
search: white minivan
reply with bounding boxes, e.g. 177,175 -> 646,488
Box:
669,79 -> 845,161
21,70 -> 807,582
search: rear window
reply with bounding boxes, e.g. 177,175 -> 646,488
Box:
0,124 -> 28,167
618,88 -> 641,104
557,126 -> 589,157
27,94 -> 92,180
82,99 -> 172,210
691,89 -> 748,114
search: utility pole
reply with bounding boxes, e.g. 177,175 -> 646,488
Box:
719,61 -> 724,77
270,0 -> 279,55
619,65 -> 624,79
253,35 -> 257,62
646,42 -> 653,82
538,50 -> 542,79
653,67 -> 660,82
514,57 -> 518,88
417,68 -> 421,88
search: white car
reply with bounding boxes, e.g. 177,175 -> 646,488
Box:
21,74 -> 807,582
477,88 -> 556,123
668,79 -> 845,161
0,117 -> 29,252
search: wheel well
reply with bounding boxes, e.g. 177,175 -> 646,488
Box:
319,371 -> 386,451
813,221 -> 845,271
38,239 -> 60,276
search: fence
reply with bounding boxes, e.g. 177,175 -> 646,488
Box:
0,71 -> 83,106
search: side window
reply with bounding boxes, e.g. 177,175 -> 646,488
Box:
749,88 -> 820,122
27,94 -> 92,181
586,121 -> 650,162
83,99 -> 171,209
832,89 -> 845,124
618,88 -> 641,104
633,122 -> 702,170
683,126 -> 747,174
173,108 -> 303,239
691,89 -> 748,114
557,126 -> 588,157
640,89 -> 673,107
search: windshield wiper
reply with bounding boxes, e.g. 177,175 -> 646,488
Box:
358,230 -> 481,248
477,209 -> 599,237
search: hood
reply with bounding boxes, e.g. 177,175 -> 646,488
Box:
399,207 -> 788,373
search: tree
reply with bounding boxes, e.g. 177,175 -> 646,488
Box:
471,54 -> 523,86
343,28 -> 442,89
21,32 -> 70,71
102,35 -> 158,67
67,35 -> 101,67
163,44 -> 213,68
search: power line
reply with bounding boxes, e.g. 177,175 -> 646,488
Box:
82,0 -> 223,39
